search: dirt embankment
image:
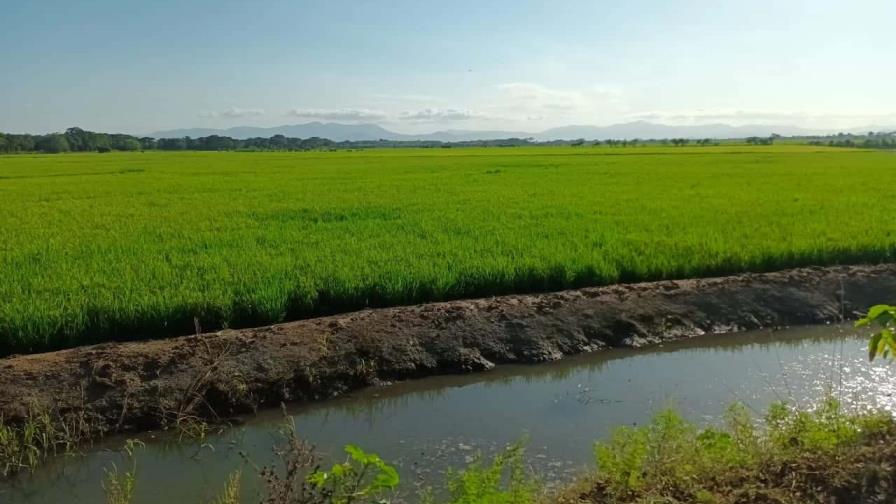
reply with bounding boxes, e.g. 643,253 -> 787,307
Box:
1,264 -> 895,436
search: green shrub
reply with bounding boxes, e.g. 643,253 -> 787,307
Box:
589,400 -> 893,503
307,444 -> 400,504
594,407 -> 756,499
427,442 -> 539,504
765,397 -> 891,453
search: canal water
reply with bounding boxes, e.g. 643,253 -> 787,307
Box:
3,324 -> 894,503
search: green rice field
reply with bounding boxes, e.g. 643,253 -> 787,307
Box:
2,145 -> 895,354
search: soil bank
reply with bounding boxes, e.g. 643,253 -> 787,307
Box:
1,264 -> 895,437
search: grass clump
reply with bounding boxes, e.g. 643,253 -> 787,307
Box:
562,400 -> 896,504
423,442 -> 539,504
102,439 -> 142,504
0,406 -> 89,478
209,470 -> 241,504
591,405 -> 759,499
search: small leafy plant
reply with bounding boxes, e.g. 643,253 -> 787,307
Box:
428,441 -> 538,504
257,409 -> 399,504
856,304 -> 896,361
307,445 -> 399,504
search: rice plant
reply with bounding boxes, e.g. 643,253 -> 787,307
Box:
1,145 -> 894,354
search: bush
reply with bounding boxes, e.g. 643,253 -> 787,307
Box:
424,442 -> 539,504
593,405 -> 757,499
575,400 -> 896,504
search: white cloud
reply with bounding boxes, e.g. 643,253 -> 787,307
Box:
490,83 -> 626,124
631,109 -> 809,123
285,108 -> 387,121
628,109 -> 896,128
398,108 -> 492,121
368,93 -> 447,104
200,107 -> 265,119
496,83 -> 583,111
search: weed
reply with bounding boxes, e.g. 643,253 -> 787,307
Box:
425,441 -> 539,504
248,406 -> 400,504
158,319 -> 233,447
576,400 -> 896,504
0,405 -> 90,478
209,470 -> 242,504
102,439 -> 143,504
307,445 -> 400,504
87,400 -> 896,504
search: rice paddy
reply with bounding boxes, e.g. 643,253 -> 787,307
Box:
1,145 -> 895,354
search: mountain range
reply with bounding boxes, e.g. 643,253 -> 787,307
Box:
150,121 -> 874,142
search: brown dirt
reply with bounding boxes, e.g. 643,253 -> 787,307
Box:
1,264 -> 895,437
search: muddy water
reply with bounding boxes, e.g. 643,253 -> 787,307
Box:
3,324 -> 895,503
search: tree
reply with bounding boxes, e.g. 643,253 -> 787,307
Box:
65,127 -> 92,152
11,135 -> 35,152
746,136 -> 774,146
269,134 -> 288,149
157,137 -> 187,150
93,133 -> 112,151
119,139 -> 141,151
35,134 -> 70,153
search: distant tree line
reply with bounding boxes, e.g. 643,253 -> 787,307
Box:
0,127 -> 546,154
0,127 -> 151,154
668,138 -> 718,146
805,131 -> 896,150
0,128 -> 340,154
744,135 -> 780,145
6,126 -> 895,154
0,126 -> 736,155
154,134 -> 340,151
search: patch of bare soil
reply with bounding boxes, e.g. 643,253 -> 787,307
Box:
1,264 -> 894,437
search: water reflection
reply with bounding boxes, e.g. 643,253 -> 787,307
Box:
3,324 -> 893,504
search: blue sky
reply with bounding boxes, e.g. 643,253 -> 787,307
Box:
3,0 -> 895,134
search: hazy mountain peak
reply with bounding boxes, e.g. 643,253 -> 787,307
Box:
150,121 -> 862,142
